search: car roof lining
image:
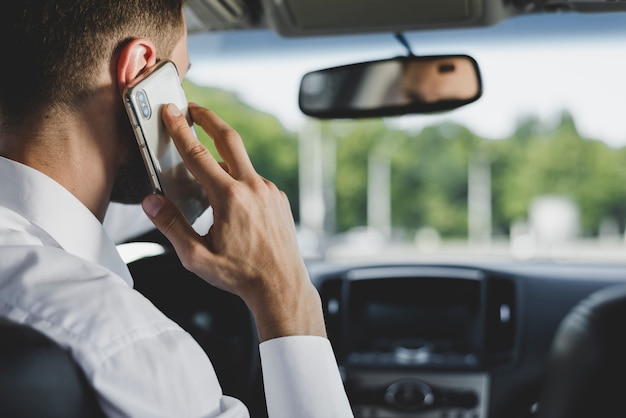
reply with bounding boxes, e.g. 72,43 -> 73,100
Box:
184,0 -> 626,36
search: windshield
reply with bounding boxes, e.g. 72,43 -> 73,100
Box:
182,11 -> 626,264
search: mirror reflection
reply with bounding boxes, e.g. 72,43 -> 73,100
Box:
299,55 -> 482,118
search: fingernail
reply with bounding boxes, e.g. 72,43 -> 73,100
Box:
167,103 -> 182,117
143,194 -> 164,217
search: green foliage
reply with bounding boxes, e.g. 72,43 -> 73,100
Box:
492,113 -> 626,235
390,123 -> 479,237
333,119 -> 384,231
182,81 -> 626,239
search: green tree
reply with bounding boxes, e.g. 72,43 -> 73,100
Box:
181,80 -> 626,240
332,119 -> 384,231
494,112 -> 626,235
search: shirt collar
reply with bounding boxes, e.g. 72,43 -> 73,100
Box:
0,156 -> 133,286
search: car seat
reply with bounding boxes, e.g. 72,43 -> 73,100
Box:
537,282 -> 626,418
0,317 -> 105,418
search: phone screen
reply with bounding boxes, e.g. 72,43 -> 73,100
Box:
123,60 -> 209,223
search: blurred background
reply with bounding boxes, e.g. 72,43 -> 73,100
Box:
154,12 -> 626,264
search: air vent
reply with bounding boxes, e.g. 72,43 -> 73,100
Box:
484,277 -> 516,360
319,277 -> 344,354
184,0 -> 249,32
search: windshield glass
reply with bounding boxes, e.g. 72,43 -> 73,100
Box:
183,12 -> 626,264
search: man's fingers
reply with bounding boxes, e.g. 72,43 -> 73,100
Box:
162,104 -> 233,198
188,104 -> 256,180
141,194 -> 210,273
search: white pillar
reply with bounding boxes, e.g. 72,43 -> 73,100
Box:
468,153 -> 492,244
299,120 -> 325,236
368,150 -> 391,238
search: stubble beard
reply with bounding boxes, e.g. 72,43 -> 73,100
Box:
109,120 -> 153,204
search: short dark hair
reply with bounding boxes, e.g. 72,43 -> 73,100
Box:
0,0 -> 184,125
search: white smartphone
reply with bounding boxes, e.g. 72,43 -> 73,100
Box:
123,60 -> 209,224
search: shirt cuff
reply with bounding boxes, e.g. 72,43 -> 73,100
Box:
259,336 -> 353,418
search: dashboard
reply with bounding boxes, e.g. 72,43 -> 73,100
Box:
307,261 -> 626,418
126,232 -> 626,418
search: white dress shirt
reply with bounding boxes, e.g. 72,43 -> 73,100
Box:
0,156 -> 353,418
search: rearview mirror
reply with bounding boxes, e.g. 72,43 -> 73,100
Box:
299,55 -> 482,119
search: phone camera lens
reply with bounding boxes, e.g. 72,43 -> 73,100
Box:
136,89 -> 151,119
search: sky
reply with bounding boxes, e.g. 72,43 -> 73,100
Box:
185,14 -> 626,148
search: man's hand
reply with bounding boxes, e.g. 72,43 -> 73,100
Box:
142,103 -> 326,342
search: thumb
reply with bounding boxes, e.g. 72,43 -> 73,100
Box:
141,194 -> 200,256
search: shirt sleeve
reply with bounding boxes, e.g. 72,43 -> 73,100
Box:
259,336 -> 354,418
91,327 -> 250,418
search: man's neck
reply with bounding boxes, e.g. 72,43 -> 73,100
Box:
0,106 -> 122,222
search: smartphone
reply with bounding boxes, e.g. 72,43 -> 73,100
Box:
123,60 -> 209,224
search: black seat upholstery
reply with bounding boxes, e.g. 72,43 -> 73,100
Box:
537,283 -> 626,418
0,317 -> 105,418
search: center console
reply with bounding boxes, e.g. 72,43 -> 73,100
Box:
318,266 -> 517,417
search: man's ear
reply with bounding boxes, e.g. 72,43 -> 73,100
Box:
116,38 -> 158,94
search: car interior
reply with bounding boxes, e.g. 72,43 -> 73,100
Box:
3,1 -> 626,417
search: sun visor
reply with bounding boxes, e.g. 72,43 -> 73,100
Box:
259,0 -> 509,37
184,0 -> 252,33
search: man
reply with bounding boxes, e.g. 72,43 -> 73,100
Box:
0,1 -> 352,417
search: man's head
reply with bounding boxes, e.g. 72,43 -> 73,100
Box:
0,1 -> 188,208
0,0 -> 184,130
